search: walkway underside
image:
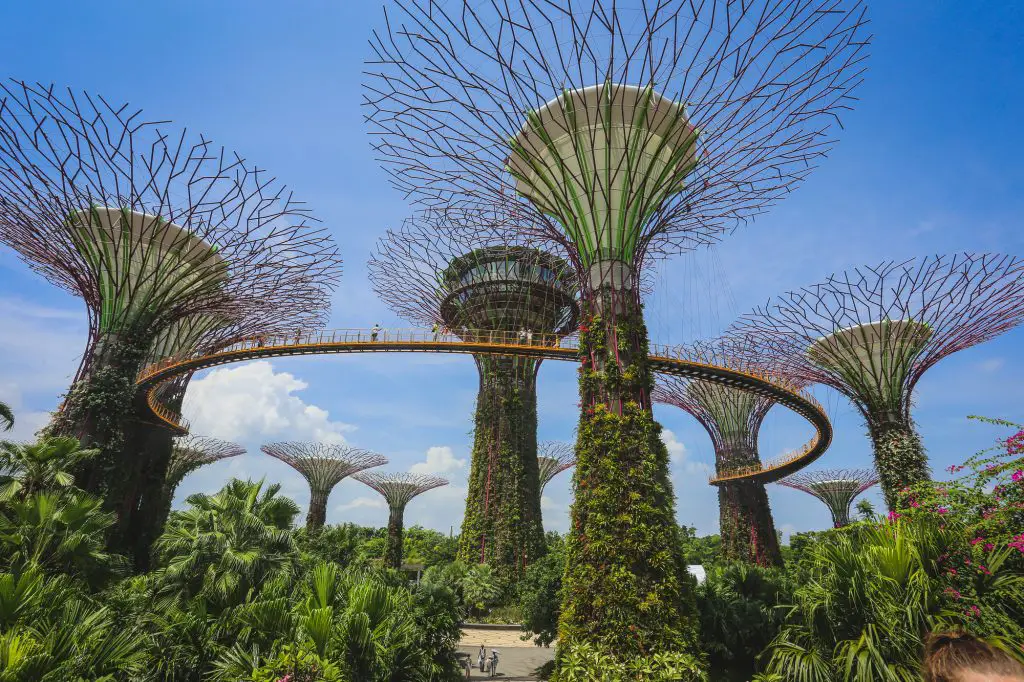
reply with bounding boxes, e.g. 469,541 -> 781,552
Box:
136,329 -> 832,484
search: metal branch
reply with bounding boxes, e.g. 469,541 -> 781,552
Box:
353,471 -> 449,510
726,254 -> 1024,421
0,80 -> 344,381
537,440 -> 575,493
167,435 -> 245,490
777,468 -> 878,526
364,0 -> 870,281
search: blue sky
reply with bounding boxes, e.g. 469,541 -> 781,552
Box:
1,2 -> 1022,540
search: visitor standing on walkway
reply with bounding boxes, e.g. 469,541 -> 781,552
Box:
371,323 -> 382,341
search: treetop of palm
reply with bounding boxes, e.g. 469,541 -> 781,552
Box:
0,401 -> 13,432
0,436 -> 99,500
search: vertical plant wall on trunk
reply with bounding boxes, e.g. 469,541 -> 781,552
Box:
458,355 -> 545,580
867,414 -> 928,509
718,482 -> 783,567
385,503 -> 406,569
53,329 -> 154,499
560,290 -> 698,659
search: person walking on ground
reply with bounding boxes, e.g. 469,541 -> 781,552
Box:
371,323 -> 382,341
477,644 -> 486,672
923,631 -> 1024,681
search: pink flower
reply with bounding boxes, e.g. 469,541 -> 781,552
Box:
966,605 -> 981,618
1008,534 -> 1024,553
985,543 -> 994,551
887,510 -> 901,521
944,587 -> 962,600
909,499 -> 921,508
937,506 -> 949,515
978,564 -> 991,575
1013,469 -> 1023,482
971,537 -> 984,546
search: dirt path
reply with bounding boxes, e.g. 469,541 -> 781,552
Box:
458,626 -> 554,679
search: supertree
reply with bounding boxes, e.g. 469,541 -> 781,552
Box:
0,81 -> 342,525
728,254 -> 1024,508
352,471 -> 448,570
652,339 -> 797,567
261,442 -> 388,532
777,469 -> 879,527
365,0 -> 869,657
151,435 -> 245,539
368,210 -> 578,579
537,441 -> 575,496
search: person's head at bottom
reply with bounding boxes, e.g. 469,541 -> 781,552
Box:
924,631 -> 1024,681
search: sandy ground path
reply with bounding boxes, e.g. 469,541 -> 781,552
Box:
457,626 -> 555,679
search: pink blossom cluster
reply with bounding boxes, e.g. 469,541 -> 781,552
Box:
1009,534 -> 1024,554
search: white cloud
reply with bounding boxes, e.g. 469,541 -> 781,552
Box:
409,445 -> 466,474
661,429 -> 688,463
182,360 -> 356,443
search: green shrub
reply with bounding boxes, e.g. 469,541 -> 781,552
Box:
552,641 -> 707,681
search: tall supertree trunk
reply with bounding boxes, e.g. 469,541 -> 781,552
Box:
307,489 -> 329,532
716,445 -> 783,567
867,413 -> 929,509
458,356 -> 545,581
385,503 -> 407,570
561,287 -> 698,658
56,329 -> 155,498
121,415 -> 177,571
718,483 -> 783,567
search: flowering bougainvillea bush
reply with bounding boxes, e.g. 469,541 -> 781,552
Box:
756,417 -> 1024,681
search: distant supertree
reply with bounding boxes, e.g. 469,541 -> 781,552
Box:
729,254 -> 1024,508
0,81 -> 342,538
537,441 -> 575,496
653,338 -> 795,567
150,435 -> 245,546
778,469 -> 879,527
369,210 -> 578,579
261,443 -> 387,532
365,0 -> 869,657
353,472 -> 448,569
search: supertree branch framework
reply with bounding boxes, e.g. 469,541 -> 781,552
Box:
353,472 -> 448,569
537,441 -> 576,495
0,81 -> 343,523
261,443 -> 387,532
728,253 -> 1024,508
369,210 -> 578,580
653,339 -> 795,567
365,0 -> 869,659
777,469 -> 879,527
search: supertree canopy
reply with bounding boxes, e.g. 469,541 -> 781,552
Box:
652,339 -> 796,567
537,441 -> 576,495
0,80 -> 342,517
365,0 -> 869,657
261,442 -> 387,532
352,472 -> 448,569
777,468 -> 879,527
369,210 -> 578,580
728,254 -> 1024,508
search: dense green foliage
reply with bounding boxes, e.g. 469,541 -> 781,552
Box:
458,355 -> 545,581
560,301 -> 700,672
519,533 -> 564,646
868,416 -> 929,508
717,482 -> 783,567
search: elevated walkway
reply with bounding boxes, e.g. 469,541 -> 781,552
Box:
136,328 -> 831,484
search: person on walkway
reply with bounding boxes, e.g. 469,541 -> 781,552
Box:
432,322 -> 440,341
371,323 -> 382,341
518,327 -> 527,344
923,631 -> 1024,681
526,328 -> 533,344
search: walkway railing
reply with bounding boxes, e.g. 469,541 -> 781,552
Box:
136,327 -> 831,483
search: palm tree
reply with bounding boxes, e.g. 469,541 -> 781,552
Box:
155,478 -> 300,611
0,401 -> 12,432
0,437 -> 98,500
0,491 -> 124,587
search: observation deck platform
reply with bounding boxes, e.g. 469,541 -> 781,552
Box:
136,328 -> 831,485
